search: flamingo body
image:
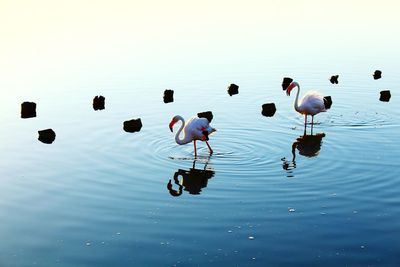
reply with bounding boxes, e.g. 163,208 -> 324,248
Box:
296,90 -> 326,116
181,117 -> 215,142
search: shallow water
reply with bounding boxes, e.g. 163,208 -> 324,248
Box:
1,2 -> 400,266
1,63 -> 399,266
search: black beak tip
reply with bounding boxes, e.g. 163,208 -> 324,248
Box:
202,130 -> 209,141
169,127 -> 173,132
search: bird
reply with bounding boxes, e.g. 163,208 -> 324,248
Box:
169,115 -> 216,157
285,81 -> 327,134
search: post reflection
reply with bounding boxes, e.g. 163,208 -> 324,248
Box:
282,133 -> 326,177
167,158 -> 215,197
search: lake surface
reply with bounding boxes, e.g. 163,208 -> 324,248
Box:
1,64 -> 399,267
1,1 -> 400,266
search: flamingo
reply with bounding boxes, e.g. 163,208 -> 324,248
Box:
169,115 -> 216,157
286,81 -> 327,134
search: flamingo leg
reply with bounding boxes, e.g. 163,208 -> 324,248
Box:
194,140 -> 197,158
311,115 -> 314,135
192,160 -> 196,169
304,115 -> 307,135
205,141 -> 213,155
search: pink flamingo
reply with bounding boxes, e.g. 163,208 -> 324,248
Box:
169,115 -> 216,157
286,81 -> 327,134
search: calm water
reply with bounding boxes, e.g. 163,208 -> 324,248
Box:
1,2 -> 400,266
1,63 -> 399,266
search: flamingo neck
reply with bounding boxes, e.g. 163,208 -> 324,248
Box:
292,82 -> 301,113
174,116 -> 192,145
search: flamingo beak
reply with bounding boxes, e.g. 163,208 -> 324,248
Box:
169,120 -> 175,132
202,130 -> 209,141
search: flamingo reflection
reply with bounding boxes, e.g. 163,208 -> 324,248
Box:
167,158 -> 215,197
282,133 -> 326,175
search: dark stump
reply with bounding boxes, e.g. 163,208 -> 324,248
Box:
282,77 -> 293,90
323,96 -> 333,109
123,118 -> 143,133
373,70 -> 382,80
93,95 -> 105,110
261,103 -> 277,117
330,75 -> 339,84
38,129 -> 56,144
163,89 -> 174,103
197,111 -> 213,123
227,83 -> 239,96
379,90 -> 391,102
21,102 -> 37,118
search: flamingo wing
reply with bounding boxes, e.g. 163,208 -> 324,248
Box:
299,91 -> 326,115
185,117 -> 214,140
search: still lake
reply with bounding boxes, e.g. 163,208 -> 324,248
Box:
0,57 -> 399,266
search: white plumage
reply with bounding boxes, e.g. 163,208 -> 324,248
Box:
169,115 -> 216,156
296,90 -> 326,115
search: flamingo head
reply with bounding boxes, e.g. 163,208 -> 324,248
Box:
202,131 -> 209,141
167,179 -> 173,190
169,116 -> 178,132
167,179 -> 183,197
286,82 -> 298,96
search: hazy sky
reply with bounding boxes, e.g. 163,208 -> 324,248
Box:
0,0 -> 399,94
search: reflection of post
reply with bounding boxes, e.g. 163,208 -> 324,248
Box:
167,158 -> 215,197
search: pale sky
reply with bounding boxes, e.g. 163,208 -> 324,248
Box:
0,0 -> 399,95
